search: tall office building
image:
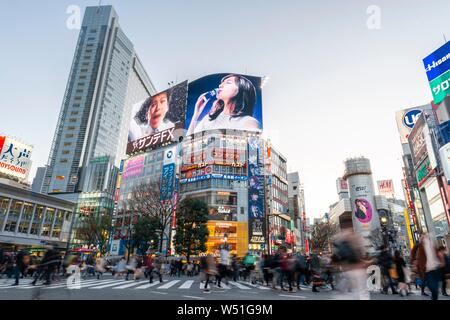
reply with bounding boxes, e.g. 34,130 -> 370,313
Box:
42,5 -> 155,196
31,167 -> 46,193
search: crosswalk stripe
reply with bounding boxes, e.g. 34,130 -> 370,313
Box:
179,280 -> 194,289
158,280 -> 180,289
135,282 -> 161,289
279,294 -> 307,299
113,281 -> 146,289
229,281 -> 251,290
42,279 -> 105,289
199,282 -> 210,289
218,283 -> 231,289
89,280 -> 129,289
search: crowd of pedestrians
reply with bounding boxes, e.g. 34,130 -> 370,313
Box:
1,231 -> 449,299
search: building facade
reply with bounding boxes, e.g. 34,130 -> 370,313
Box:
288,172 -> 306,251
40,6 -> 155,247
0,178 -> 75,251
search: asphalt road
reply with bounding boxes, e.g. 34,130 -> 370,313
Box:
0,275 -> 449,300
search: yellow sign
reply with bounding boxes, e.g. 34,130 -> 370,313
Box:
403,209 -> 414,250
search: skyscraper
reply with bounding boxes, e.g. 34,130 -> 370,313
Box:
42,5 -> 155,196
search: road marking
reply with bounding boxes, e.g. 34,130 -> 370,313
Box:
179,280 -> 195,289
229,281 -> 251,290
113,281 -> 146,289
199,282 -> 211,289
89,280 -> 128,289
41,279 -> 102,289
134,282 -> 161,289
158,280 -> 180,289
278,294 -> 307,299
217,283 -> 231,289
150,291 -> 168,295
183,295 -> 205,300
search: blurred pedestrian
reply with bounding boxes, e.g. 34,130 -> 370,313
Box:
438,246 -> 449,296
331,228 -> 372,300
11,250 -> 29,286
411,234 -> 444,300
203,255 -> 217,293
377,245 -> 398,295
393,250 -> 409,296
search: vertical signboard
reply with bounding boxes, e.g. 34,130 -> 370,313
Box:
160,163 -> 175,201
247,137 -> 266,245
423,41 -> 450,104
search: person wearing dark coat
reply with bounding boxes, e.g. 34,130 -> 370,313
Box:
12,251 -> 27,286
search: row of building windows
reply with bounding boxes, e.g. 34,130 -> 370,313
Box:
0,197 -> 72,238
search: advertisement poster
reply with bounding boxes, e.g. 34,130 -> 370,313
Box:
185,73 -> 263,135
0,136 -> 33,180
122,155 -> 144,178
377,179 -> 395,198
127,81 -> 188,154
248,137 -> 266,245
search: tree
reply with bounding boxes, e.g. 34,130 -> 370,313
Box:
310,221 -> 338,253
131,216 -> 160,255
75,213 -> 111,255
126,180 -> 178,253
174,198 -> 209,262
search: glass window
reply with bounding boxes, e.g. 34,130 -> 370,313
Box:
0,197 -> 10,229
42,208 -> 55,237
4,199 -> 23,232
18,203 -> 34,234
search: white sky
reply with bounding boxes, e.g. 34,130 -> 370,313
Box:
1,0 -> 449,219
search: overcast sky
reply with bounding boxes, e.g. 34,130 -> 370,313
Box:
1,0 -> 449,218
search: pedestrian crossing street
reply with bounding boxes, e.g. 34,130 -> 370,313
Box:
0,278 -> 284,291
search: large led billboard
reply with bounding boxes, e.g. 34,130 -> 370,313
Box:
0,136 -> 33,181
127,81 -> 188,154
185,73 -> 263,135
423,41 -> 450,104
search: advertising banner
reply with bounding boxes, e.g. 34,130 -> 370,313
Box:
160,163 -> 175,201
423,41 -> 450,82
377,180 -> 395,198
395,105 -> 430,145
185,73 -> 263,135
127,81 -> 188,154
416,157 -> 434,187
122,155 -> 144,178
428,70 -> 450,105
0,136 -> 33,180
439,143 -> 450,184
336,178 -> 348,194
179,173 -> 247,184
248,137 -> 266,245
408,114 -> 427,166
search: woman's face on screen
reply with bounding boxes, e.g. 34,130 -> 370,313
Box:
217,76 -> 239,101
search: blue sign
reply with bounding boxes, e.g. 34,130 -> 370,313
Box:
179,174 -> 247,184
160,163 -> 175,200
403,109 -> 422,129
423,41 -> 450,82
